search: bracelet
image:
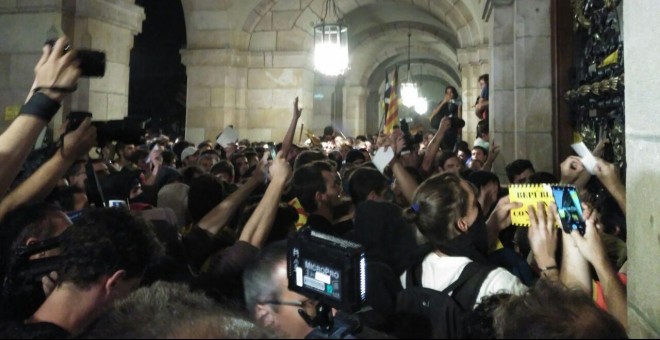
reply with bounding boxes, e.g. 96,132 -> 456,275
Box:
20,92 -> 61,122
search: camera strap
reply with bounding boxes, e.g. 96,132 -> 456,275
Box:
20,92 -> 61,122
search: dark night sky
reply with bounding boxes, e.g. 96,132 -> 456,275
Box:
129,0 -> 187,137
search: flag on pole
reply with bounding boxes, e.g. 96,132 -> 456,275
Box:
383,71 -> 391,114
384,67 -> 399,134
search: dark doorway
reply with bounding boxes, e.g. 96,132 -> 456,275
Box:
129,0 -> 186,138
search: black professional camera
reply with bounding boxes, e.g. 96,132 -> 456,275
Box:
287,228 -> 365,338
45,39 -> 106,77
399,118 -> 423,153
67,111 -> 149,147
2,231 -> 65,302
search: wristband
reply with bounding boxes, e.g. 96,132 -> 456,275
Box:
20,92 -> 61,122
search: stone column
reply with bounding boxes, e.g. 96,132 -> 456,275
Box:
246,50 -> 314,143
0,0 -> 144,132
343,85 -> 368,137
624,1 -> 660,337
182,48 -> 314,144
489,0 -> 553,181
180,49 -> 249,144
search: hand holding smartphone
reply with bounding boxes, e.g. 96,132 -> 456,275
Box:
550,185 -> 586,235
509,183 -> 586,235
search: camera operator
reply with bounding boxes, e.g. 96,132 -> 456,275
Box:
244,241 -> 316,339
0,117 -> 95,222
0,37 -> 81,200
0,208 -> 163,338
429,86 -> 463,151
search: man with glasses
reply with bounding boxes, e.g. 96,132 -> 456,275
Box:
243,241 -> 317,338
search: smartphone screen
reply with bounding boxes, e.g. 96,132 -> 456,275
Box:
550,185 -> 586,235
108,200 -> 128,209
269,145 -> 278,160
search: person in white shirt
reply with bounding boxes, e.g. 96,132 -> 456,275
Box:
401,173 -> 528,306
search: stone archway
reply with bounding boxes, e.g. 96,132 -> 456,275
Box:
179,0 -> 485,142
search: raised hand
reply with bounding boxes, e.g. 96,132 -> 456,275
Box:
486,196 -> 522,232
486,140 -> 500,162
33,37 -> 81,102
560,156 -> 589,187
61,117 -> 96,161
570,217 -> 607,266
438,116 -> 451,137
593,157 -> 621,190
269,151 -> 292,181
528,202 -> 559,268
293,97 -> 303,119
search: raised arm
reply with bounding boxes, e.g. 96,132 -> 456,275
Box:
485,196 -> 522,253
594,157 -> 626,215
571,218 -> 627,329
0,118 -> 96,220
197,160 -> 266,235
0,37 -> 80,198
481,140 -> 500,172
421,117 -> 450,174
475,98 -> 488,119
388,131 -> 418,204
239,151 -> 291,249
560,203 -> 593,294
281,97 -> 302,158
527,202 -> 559,282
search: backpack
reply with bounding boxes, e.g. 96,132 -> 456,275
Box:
393,260 -> 494,339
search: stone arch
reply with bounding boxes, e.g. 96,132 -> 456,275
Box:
367,57 -> 460,91
240,0 -> 484,50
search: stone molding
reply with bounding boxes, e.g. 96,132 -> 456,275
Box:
457,44 -> 489,67
181,48 -> 313,69
1,0 -> 145,35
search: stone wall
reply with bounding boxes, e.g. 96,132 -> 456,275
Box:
624,0 -> 660,337
489,0 -> 553,183
0,0 -> 143,133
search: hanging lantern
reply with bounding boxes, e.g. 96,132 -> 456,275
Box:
314,0 -> 348,76
401,32 -> 418,108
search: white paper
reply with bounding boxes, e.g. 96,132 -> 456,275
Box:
571,141 -> 597,174
372,147 -> 395,174
216,127 -> 239,147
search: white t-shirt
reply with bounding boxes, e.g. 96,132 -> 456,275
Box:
400,253 -> 528,308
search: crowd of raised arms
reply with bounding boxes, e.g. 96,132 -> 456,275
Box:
0,37 -> 629,339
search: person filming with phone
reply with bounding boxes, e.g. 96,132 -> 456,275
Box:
429,86 -> 464,151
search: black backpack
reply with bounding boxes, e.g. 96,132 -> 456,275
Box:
393,261 -> 494,339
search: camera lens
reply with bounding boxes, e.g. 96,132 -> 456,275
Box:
77,50 -> 106,77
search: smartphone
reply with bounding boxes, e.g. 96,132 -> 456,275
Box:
270,145 -> 278,160
108,200 -> 128,209
550,185 -> 586,235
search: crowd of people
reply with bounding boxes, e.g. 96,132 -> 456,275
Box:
0,37 -> 630,338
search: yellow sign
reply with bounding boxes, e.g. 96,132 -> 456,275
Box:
4,106 -> 20,121
509,183 -> 558,227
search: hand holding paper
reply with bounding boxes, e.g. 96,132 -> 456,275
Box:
571,141 -> 597,175
372,147 -> 395,174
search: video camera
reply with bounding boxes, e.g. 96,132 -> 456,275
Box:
399,118 -> 423,154
2,230 -> 66,301
45,39 -> 105,78
287,228 -> 366,338
66,111 -> 149,147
